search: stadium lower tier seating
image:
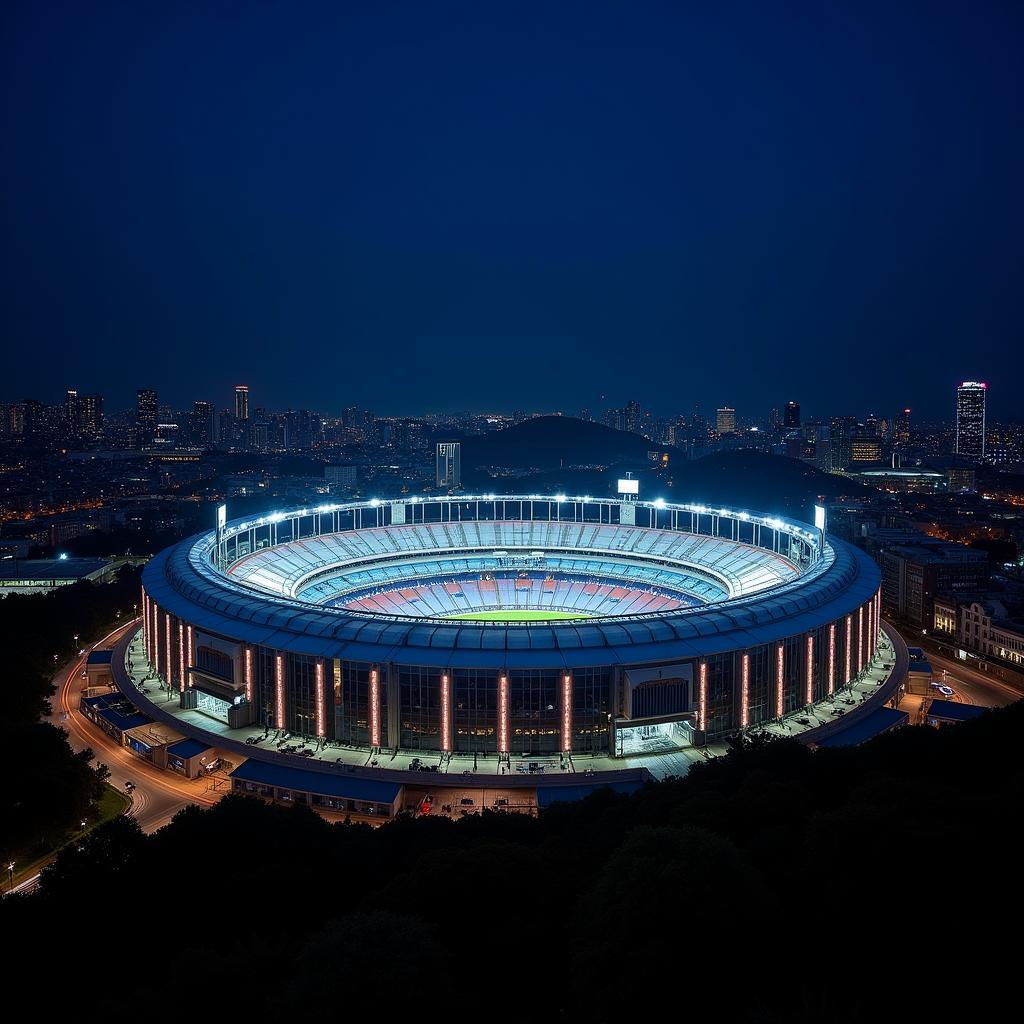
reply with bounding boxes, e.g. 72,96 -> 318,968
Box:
334,573 -> 694,618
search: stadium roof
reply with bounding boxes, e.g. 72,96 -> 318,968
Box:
143,497 -> 880,668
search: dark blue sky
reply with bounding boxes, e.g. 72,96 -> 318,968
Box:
2,1 -> 1021,420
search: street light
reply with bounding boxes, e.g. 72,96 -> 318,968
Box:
7,862 -> 13,892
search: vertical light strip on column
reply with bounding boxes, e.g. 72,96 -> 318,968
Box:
244,645 -> 253,702
740,653 -> 750,728
186,625 -> 193,688
315,660 -> 325,737
806,634 -> 814,705
828,623 -> 836,695
561,674 -> 573,752
775,643 -> 785,717
178,622 -> 185,693
142,591 -> 149,663
857,606 -> 864,675
875,590 -> 882,655
275,653 -> 285,729
369,667 -> 380,747
152,604 -> 159,674
440,673 -> 452,752
165,614 -> 172,685
845,615 -> 852,684
498,673 -> 510,753
698,661 -> 708,731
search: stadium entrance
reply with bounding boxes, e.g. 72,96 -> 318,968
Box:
614,714 -> 696,757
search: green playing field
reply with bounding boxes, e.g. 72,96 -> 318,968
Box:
444,609 -> 591,622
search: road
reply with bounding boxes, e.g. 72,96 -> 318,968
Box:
920,647 -> 1021,709
49,619 -> 219,834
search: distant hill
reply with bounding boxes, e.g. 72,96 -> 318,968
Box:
460,416 -> 663,471
663,451 -> 871,520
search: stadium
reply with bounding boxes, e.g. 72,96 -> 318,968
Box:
137,494 -> 882,762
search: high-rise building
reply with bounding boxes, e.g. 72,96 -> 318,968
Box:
64,389 -> 80,436
192,400 -> 215,447
716,407 -> 736,434
234,385 -> 250,421
783,401 -> 800,429
895,408 -> 911,446
436,442 -> 461,490
79,393 -> 103,438
136,388 -> 158,447
956,381 -> 987,459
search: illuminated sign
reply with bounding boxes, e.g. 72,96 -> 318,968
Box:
561,674 -> 573,752
617,478 -> 639,495
498,674 -> 509,753
441,674 -> 451,752
814,504 -> 826,532
369,668 -> 381,747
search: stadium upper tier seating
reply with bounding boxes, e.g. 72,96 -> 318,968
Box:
226,521 -> 798,613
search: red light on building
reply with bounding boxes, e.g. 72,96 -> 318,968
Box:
498,674 -> 510,753
275,654 -> 285,729
165,615 -> 172,689
698,661 -> 708,731
828,623 -> 836,695
244,646 -> 253,702
441,673 -> 451,752
857,606 -> 864,675
806,635 -> 814,705
561,674 -> 573,752
315,660 -> 325,737
740,652 -> 750,728
369,668 -> 381,747
845,615 -> 852,684
776,643 -> 785,718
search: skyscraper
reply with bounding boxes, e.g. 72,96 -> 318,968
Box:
783,401 -> 801,429
192,400 -> 215,447
956,381 -> 987,459
716,407 -> 736,434
79,393 -> 103,438
234,385 -> 250,421
895,408 -> 911,446
436,442 -> 461,490
136,388 -> 158,447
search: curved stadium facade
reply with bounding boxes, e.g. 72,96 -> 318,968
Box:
139,495 -> 881,758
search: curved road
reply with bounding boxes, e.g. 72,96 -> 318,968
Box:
49,619 -> 219,834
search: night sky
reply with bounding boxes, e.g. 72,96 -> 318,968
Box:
2,2 -> 1021,420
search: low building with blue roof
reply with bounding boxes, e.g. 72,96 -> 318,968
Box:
166,738 -> 216,778
86,647 -> 115,687
230,759 -> 405,818
926,699 -> 987,728
816,706 -> 909,748
80,693 -> 151,742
